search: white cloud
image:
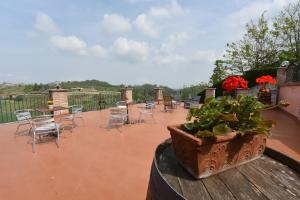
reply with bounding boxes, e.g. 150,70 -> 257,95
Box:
50,35 -> 87,55
149,7 -> 170,18
148,0 -> 188,19
102,14 -> 131,34
124,0 -> 153,4
225,0 -> 291,39
169,0 -> 188,15
134,14 -> 159,37
114,37 -> 149,62
35,12 -> 60,34
159,32 -> 189,53
189,50 -> 218,63
89,45 -> 107,58
155,50 -> 217,65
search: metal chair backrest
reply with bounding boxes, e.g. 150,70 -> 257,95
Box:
71,105 -> 83,114
145,101 -> 155,109
116,101 -> 127,107
110,107 -> 126,115
163,96 -> 173,106
193,96 -> 201,102
31,115 -> 56,131
14,109 -> 32,122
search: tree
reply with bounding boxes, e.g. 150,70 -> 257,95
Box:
224,13 -> 279,73
273,0 -> 300,64
209,60 -> 228,85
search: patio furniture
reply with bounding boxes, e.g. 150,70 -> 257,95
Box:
172,95 -> 181,109
60,105 -> 84,132
116,101 -> 127,109
145,100 -> 155,109
163,96 -> 173,111
147,139 -> 300,200
184,96 -> 201,109
14,109 -> 33,137
31,115 -> 60,153
108,107 -> 128,127
138,109 -> 155,124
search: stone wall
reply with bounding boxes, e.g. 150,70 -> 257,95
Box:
278,83 -> 300,119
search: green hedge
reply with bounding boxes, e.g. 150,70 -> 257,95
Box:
202,67 -> 278,98
243,67 -> 277,88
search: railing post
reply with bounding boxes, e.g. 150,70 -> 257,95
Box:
276,67 -> 287,86
205,88 -> 216,99
154,87 -> 163,104
121,87 -> 133,104
49,89 -> 69,115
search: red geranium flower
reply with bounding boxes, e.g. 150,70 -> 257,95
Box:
256,75 -> 277,85
222,76 -> 248,92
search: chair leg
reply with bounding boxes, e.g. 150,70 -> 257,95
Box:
138,113 -> 142,123
56,127 -> 60,148
15,124 -> 21,138
32,132 -> 36,153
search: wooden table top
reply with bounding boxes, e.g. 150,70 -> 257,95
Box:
37,106 -> 69,113
156,141 -> 300,200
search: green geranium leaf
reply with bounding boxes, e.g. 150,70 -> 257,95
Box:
221,113 -> 239,121
183,123 -> 194,131
196,130 -> 214,138
213,123 -> 231,135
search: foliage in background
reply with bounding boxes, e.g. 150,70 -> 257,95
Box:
209,60 -> 228,85
217,0 -> 300,77
0,80 -> 177,102
224,13 -> 279,73
273,0 -> 300,64
209,67 -> 277,97
180,82 -> 208,101
184,96 -> 275,138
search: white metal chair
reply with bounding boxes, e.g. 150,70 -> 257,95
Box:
138,109 -> 155,124
108,107 -> 128,128
14,109 -> 33,137
145,101 -> 155,109
116,101 -> 127,109
31,115 -> 60,153
60,105 -> 84,132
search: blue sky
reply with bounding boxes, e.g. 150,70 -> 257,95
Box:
0,0 -> 295,88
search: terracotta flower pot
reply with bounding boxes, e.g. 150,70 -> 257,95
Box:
168,124 -> 267,179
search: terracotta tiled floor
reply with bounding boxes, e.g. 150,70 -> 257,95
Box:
0,105 -> 299,200
263,109 -> 300,162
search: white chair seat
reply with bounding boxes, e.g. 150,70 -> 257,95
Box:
35,123 -> 59,131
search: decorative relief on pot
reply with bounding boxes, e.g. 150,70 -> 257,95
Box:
169,125 -> 267,179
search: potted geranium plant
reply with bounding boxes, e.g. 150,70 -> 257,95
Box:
168,76 -> 287,179
256,75 -> 277,104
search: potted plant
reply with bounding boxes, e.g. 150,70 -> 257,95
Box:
168,76 -> 287,179
256,75 -> 277,104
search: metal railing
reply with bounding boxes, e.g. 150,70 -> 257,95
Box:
68,91 -> 121,112
0,94 -> 49,124
0,91 -> 121,124
286,65 -> 300,83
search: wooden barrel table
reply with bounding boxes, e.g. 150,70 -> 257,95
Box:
147,139 -> 300,200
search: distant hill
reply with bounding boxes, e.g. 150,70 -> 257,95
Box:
0,80 -> 178,101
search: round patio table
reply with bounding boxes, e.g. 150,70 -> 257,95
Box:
147,139 -> 300,200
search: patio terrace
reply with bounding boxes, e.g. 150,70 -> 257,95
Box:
0,104 -> 299,200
